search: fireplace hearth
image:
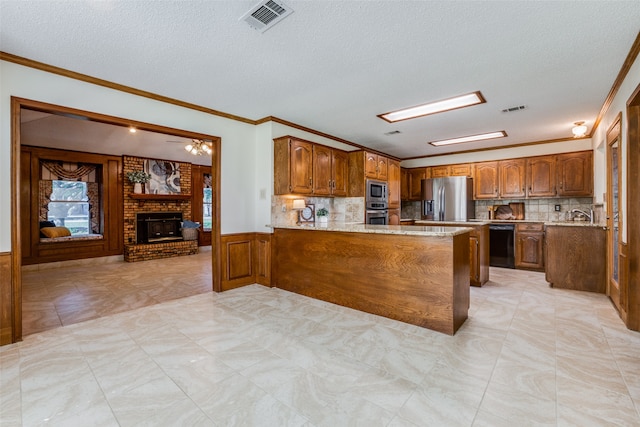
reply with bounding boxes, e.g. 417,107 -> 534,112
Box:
136,212 -> 183,244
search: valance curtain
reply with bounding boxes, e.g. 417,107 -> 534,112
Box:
41,161 -> 96,181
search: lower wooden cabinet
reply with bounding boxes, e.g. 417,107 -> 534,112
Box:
388,209 -> 401,225
515,223 -> 544,271
545,225 -> 606,293
469,225 -> 489,287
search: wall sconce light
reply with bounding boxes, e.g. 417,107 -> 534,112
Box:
292,199 -> 306,224
572,121 -> 587,138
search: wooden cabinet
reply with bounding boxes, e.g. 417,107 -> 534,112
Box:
557,151 -> 593,197
388,160 -> 401,209
388,208 -> 401,225
348,151 -> 392,197
451,164 -> 472,177
365,152 -> 388,180
499,159 -> 526,198
527,155 -> 556,197
275,136 -> 348,196
400,168 -> 410,201
408,168 -> 427,200
430,165 -> 450,178
515,223 -> 544,271
474,162 -> 499,199
545,225 -> 605,293
469,224 -> 489,286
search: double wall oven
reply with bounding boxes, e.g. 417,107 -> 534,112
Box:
365,180 -> 388,225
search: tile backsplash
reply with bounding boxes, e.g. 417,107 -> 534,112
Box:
401,198 -> 602,223
271,195 -> 365,225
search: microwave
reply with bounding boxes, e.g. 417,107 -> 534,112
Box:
366,179 -> 388,204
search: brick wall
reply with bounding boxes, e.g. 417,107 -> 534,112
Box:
123,156 -> 195,262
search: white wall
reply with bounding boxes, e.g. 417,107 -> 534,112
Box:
591,52 -> 640,242
0,60 -> 258,252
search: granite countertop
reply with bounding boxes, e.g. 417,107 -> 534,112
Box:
415,220 -> 491,226
269,222 -> 473,237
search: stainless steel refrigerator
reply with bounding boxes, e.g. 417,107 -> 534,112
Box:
421,177 -> 475,221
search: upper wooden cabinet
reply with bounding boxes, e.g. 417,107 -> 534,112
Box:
388,160 -> 401,209
499,159 -> 526,198
274,136 -> 348,196
430,165 -> 450,178
527,155 -> 556,197
408,168 -> 427,201
430,163 -> 471,178
400,168 -> 410,201
365,152 -> 388,180
313,145 -> 348,196
474,162 -> 499,199
557,151 -> 593,197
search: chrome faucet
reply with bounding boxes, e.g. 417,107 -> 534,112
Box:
571,208 -> 594,224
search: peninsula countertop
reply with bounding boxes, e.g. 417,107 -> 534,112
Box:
268,222 -> 473,237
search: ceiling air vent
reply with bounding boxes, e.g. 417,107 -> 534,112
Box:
501,105 -> 527,113
241,0 -> 293,33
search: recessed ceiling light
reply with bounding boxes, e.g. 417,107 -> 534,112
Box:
378,91 -> 485,123
429,131 -> 507,147
129,127 -> 137,133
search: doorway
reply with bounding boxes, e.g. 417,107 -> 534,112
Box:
9,97 -> 222,342
606,114 -> 624,317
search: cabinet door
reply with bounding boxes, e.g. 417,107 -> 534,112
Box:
290,139 -> 313,194
515,230 -> 544,270
388,160 -> 401,208
557,151 -> 593,197
450,164 -> 471,177
388,208 -> 401,225
409,168 -> 426,200
377,156 -> 388,180
430,165 -> 450,178
365,152 -> 379,179
331,149 -> 349,196
470,235 -> 480,283
474,162 -> 499,199
527,156 -> 556,197
400,168 -> 410,201
312,145 -> 332,196
499,159 -> 526,198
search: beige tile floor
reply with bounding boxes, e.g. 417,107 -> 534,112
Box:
2,265 -> 639,426
21,250 -> 213,336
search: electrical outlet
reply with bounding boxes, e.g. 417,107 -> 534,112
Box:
281,204 -> 286,212
554,204 -> 561,211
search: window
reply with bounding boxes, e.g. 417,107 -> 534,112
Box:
48,181 -> 90,235
203,187 -> 212,231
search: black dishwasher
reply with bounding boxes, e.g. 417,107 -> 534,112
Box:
489,224 -> 515,268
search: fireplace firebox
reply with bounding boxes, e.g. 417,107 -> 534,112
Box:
136,212 -> 183,244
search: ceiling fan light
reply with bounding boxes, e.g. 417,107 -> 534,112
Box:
572,121 -> 587,138
185,144 -> 193,153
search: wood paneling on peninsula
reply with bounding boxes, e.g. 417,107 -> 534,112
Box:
272,228 -> 470,335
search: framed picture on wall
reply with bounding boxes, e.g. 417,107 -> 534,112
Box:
144,159 -> 181,194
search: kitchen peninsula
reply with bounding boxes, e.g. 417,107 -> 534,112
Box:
271,223 -> 471,335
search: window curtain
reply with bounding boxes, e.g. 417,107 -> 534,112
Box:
41,161 -> 96,181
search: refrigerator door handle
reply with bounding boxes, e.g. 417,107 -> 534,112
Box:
439,186 -> 445,221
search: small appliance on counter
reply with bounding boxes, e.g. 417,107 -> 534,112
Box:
421,177 -> 474,221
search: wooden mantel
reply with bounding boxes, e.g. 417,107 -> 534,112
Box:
128,193 -> 191,207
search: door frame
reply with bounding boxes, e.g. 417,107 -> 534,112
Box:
606,113 -> 624,319
626,83 -> 640,331
8,97 -> 222,343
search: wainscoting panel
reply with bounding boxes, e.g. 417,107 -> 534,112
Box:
0,252 -> 13,345
220,233 -> 272,291
255,233 -> 272,287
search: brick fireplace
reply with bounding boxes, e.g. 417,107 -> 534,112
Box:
123,155 -> 198,262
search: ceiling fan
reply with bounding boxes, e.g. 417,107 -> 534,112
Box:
167,139 -> 213,156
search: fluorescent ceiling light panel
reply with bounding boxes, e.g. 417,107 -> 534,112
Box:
429,131 -> 507,146
379,91 -> 485,123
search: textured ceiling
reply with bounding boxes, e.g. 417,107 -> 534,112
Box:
2,1 -> 640,159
